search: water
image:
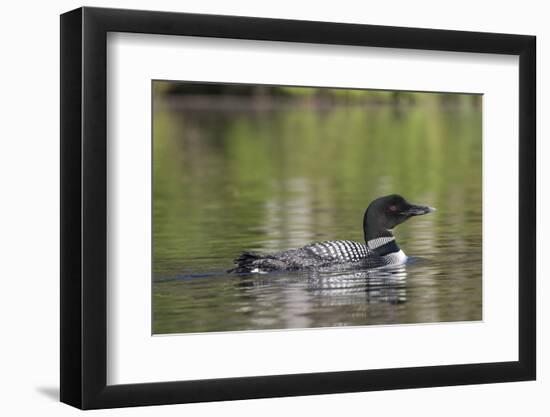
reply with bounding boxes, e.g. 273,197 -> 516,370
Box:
153,91 -> 482,335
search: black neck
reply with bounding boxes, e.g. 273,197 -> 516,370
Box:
371,240 -> 400,256
363,207 -> 394,242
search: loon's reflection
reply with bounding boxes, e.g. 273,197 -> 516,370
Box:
307,266 -> 408,304
236,266 -> 408,306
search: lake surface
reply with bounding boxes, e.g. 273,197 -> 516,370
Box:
153,93 -> 482,335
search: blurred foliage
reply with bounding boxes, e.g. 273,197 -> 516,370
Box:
154,80 -> 481,108
152,82 -> 482,277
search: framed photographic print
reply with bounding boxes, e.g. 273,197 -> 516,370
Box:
60,6 -> 536,409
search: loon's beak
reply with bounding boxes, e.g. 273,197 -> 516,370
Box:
401,204 -> 437,216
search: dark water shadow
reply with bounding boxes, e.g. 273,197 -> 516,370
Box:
35,386 -> 59,401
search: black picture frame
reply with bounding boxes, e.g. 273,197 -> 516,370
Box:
60,6 -> 536,410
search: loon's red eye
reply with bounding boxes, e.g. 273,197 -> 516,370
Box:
389,204 -> 397,212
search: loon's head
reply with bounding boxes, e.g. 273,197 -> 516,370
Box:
363,194 -> 436,243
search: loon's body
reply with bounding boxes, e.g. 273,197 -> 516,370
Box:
229,195 -> 435,273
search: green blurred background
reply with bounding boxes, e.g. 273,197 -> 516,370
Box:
152,81 -> 482,334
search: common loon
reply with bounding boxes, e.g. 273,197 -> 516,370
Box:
229,194 -> 435,273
